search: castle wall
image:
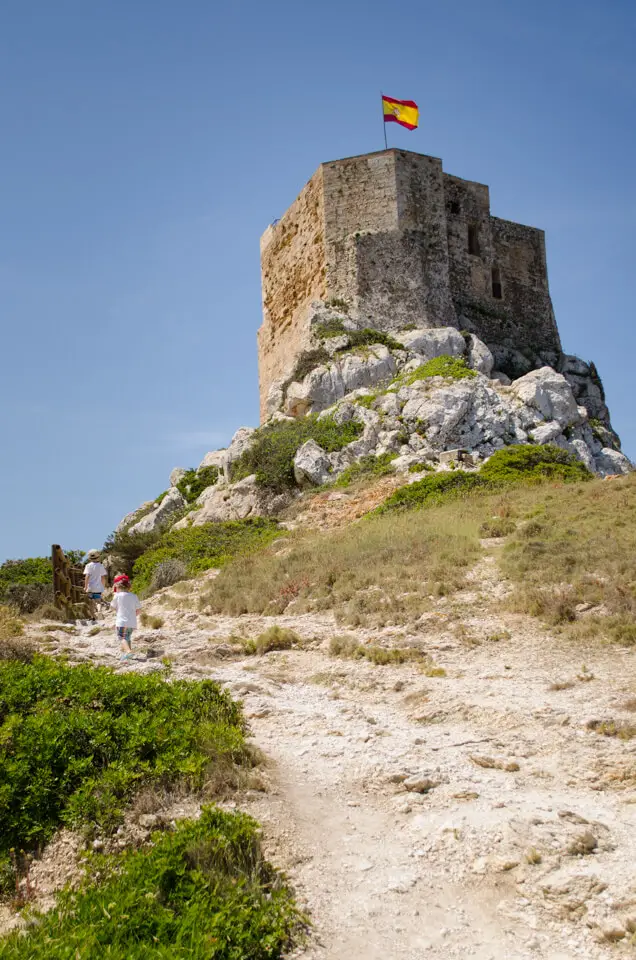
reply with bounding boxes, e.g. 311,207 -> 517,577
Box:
257,168 -> 326,421
258,149 -> 562,420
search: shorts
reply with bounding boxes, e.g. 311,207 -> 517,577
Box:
88,593 -> 102,601
116,626 -> 134,646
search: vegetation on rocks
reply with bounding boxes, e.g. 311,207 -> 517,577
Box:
131,519 -> 282,594
0,657 -> 251,882
339,328 -> 403,352
0,553 -> 83,613
394,355 -> 477,386
377,445 -> 591,514
231,414 -> 363,493
332,453 -> 397,488
176,465 -> 220,504
0,807 -> 299,959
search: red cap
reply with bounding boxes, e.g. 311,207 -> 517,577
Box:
113,574 -> 130,584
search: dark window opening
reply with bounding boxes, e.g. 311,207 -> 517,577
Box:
492,266 -> 503,299
449,200 -> 460,216
468,223 -> 480,256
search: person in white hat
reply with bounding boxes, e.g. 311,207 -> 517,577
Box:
83,549 -> 107,607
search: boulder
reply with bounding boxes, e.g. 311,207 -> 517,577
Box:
285,346 -> 397,416
182,475 -> 292,526
560,354 -> 590,377
395,326 -> 465,360
530,420 -> 563,445
116,502 -> 154,534
466,334 -> 494,377
169,467 -> 187,487
293,440 -> 333,487
510,367 -> 580,427
594,448 -> 632,477
129,488 -> 186,535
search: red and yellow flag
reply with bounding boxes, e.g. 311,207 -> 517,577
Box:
382,95 -> 418,131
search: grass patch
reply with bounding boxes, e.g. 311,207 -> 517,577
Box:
289,348 -> 330,383
329,635 -> 429,666
243,626 -> 301,655
393,355 -> 477,386
500,472 -> 636,637
377,445 -> 591,515
337,328 -> 403,353
0,555 -> 80,614
176,466 -> 220,504
200,505 -> 481,627
0,658 -> 250,874
140,613 -> 164,630
230,414 -> 363,493
587,718 -> 636,740
333,453 -> 397,488
0,806 -> 299,959
131,519 -> 282,595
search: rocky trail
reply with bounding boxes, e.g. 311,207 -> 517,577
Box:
24,549 -> 636,959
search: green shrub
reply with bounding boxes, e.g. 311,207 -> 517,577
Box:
2,582 -> 53,613
377,472 -> 490,514
288,348 -> 330,383
479,444 -> 591,485
231,414 -> 363,492
395,355 -> 477,386
314,317 -> 347,338
337,328 -> 403,352
150,558 -> 188,591
0,806 -> 298,959
408,461 -> 434,473
177,466 -> 220,504
0,658 -> 246,865
244,625 -> 301,655
352,393 -> 377,409
131,519 -> 282,594
333,453 -> 397,488
378,445 -> 591,514
0,556 -> 84,612
102,528 -> 163,578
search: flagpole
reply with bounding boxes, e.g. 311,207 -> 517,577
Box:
381,92 -> 388,150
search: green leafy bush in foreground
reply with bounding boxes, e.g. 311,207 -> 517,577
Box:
131,519 -> 282,594
231,414 -> 363,492
377,445 -> 591,514
0,806 -> 298,960
0,658 -> 246,868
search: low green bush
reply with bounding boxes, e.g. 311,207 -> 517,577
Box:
244,625 -> 301,655
333,453 -> 397,488
0,658 -> 246,869
377,472 -> 489,514
479,444 -> 591,484
131,519 -> 282,594
395,355 -> 477,386
0,555 -> 82,612
0,806 -> 298,959
338,328 -> 403,352
102,528 -> 163,578
289,347 -> 330,383
378,445 -> 591,514
231,414 -> 363,492
177,466 -> 220,504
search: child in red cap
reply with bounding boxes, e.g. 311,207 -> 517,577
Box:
110,574 -> 141,661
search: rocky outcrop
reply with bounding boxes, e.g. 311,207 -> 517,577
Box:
129,488 -> 186,535
113,319 -> 630,535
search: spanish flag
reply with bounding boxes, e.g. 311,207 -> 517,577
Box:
382,95 -> 418,131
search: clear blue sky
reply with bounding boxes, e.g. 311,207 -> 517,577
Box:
1,0 -> 634,561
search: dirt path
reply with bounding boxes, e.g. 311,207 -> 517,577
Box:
27,556 -> 636,958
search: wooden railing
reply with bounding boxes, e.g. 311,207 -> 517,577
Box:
51,545 -> 96,620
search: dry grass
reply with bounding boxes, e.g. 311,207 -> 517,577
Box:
549,680 -> 575,691
242,625 -> 301,656
525,847 -> 543,865
470,755 -> 520,772
587,718 -> 636,740
328,634 -> 441,669
500,473 -> 636,642
140,613 -> 164,630
199,505 -> 482,627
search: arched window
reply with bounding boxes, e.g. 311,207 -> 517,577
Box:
492,266 -> 503,300
468,223 -> 480,256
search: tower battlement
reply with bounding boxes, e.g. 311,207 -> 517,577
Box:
258,149 -> 560,421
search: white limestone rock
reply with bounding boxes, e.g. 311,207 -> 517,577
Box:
285,346 -> 397,416
395,326 -> 465,360
183,474 -> 292,526
169,467 -> 187,487
510,367 -> 580,427
466,334 -> 494,377
293,440 -> 333,487
530,420 -> 563,445
129,488 -> 186,535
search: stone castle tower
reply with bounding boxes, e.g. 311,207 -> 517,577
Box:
257,148 -> 562,421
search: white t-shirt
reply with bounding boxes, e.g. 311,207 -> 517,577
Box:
110,592 -> 140,628
84,561 -> 107,593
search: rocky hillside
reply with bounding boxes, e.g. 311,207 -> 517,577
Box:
116,304 -> 631,538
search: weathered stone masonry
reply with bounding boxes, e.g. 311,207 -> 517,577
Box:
258,148 -> 561,421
